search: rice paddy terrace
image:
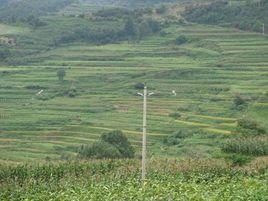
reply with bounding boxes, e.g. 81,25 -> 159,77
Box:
0,22 -> 268,162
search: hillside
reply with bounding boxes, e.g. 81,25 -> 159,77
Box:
1,7 -> 268,162
0,0 -> 74,23
0,0 -> 267,161
0,0 -> 267,200
184,0 -> 268,34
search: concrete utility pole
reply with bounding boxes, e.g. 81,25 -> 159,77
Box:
138,85 -> 154,181
263,23 -> 265,35
141,85 -> 147,181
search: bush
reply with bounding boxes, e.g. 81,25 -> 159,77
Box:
163,137 -> 181,146
25,84 -> 43,90
169,112 -> 181,119
156,5 -> 167,14
77,130 -> 134,159
175,35 -> 188,45
237,117 -> 266,135
134,83 -> 145,90
228,154 -> 251,166
0,48 -> 11,60
221,137 -> 268,156
163,129 -> 194,145
184,0 -> 268,33
57,68 -> 66,82
233,94 -> 247,110
67,85 -> 77,98
101,130 -> 135,158
78,141 -> 122,159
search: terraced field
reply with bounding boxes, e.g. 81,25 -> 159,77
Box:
0,23 -> 267,162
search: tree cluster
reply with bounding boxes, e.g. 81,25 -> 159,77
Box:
78,130 -> 135,159
54,17 -> 161,46
0,48 -> 11,61
184,0 -> 268,34
0,0 -> 74,26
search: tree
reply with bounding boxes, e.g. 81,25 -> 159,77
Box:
175,35 -> 188,45
57,68 -> 66,82
134,82 -> 145,89
137,21 -> 151,41
233,93 -> 247,110
78,141 -> 122,159
26,15 -> 46,27
0,48 -> 10,60
146,18 -> 161,33
77,130 -> 135,159
124,18 -> 136,39
156,4 -> 167,14
101,130 -> 135,158
252,21 -> 263,33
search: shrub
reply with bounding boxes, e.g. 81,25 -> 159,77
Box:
0,48 -> 10,60
77,130 -> 134,159
233,94 -> 247,110
57,68 -> 66,82
169,112 -> 181,119
156,5 -> 167,14
229,154 -> 251,166
101,130 -> 135,158
78,141 -> 122,159
25,84 -> 43,90
67,85 -> 77,98
134,82 -> 145,89
221,137 -> 268,156
237,117 -> 266,135
175,35 -> 188,45
163,129 -> 194,145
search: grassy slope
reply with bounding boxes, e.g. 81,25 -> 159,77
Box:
1,15 -> 268,162
0,24 -> 30,35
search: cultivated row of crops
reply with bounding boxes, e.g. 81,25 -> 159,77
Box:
1,158 -> 268,200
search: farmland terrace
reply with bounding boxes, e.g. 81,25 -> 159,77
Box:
1,21 -> 267,162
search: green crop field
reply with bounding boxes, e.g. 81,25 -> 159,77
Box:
1,158 -> 268,200
1,21 -> 267,162
0,0 -> 267,199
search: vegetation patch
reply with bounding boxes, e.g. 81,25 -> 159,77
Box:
184,0 -> 268,34
237,117 -> 266,135
78,130 -> 134,159
221,137 -> 268,156
163,129 -> 197,146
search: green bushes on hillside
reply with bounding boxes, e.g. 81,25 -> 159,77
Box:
57,68 -> 66,82
163,129 -> 195,145
0,0 -> 74,24
175,35 -> 189,45
78,141 -> 122,159
54,16 -> 161,46
156,5 -> 167,14
101,130 -> 135,158
233,93 -> 248,110
184,0 -> 268,33
0,48 -> 10,61
78,130 -> 134,159
222,137 -> 268,156
237,117 -> 266,135
169,112 -> 181,119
